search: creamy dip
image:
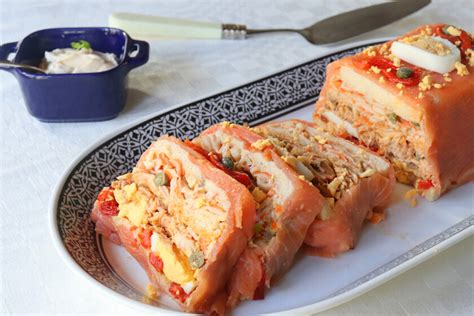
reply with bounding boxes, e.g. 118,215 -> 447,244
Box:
43,48 -> 118,74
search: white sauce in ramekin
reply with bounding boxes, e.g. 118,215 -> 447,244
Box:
43,48 -> 118,74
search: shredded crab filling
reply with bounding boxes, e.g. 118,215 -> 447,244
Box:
110,148 -> 230,297
195,132 -> 286,247
315,87 -> 430,185
254,124 -> 378,203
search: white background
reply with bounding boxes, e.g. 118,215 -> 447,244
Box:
0,0 -> 473,315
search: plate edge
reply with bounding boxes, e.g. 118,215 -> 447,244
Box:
267,217 -> 473,316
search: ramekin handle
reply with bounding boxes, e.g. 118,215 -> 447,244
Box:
0,42 -> 18,61
124,39 -> 150,71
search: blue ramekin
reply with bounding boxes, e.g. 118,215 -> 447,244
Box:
0,27 -> 149,122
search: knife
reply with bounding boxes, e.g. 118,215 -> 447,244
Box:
109,0 -> 431,44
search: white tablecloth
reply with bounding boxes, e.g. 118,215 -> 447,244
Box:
1,0 -> 473,314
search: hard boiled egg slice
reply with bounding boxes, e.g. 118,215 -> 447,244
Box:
323,110 -> 359,138
391,36 -> 460,73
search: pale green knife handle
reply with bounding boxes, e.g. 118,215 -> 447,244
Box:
109,12 -> 247,40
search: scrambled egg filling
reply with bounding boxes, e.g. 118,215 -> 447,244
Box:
114,183 -> 147,226
113,180 -> 202,286
112,162 -> 227,288
251,139 -> 272,150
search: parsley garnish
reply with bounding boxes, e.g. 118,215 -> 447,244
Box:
71,40 -> 91,50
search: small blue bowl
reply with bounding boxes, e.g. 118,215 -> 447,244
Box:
0,27 -> 149,122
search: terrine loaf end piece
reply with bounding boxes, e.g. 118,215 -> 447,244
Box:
314,24 -> 474,200
91,136 -> 257,315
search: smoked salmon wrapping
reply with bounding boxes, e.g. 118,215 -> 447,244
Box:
313,24 -> 474,200
193,123 -> 324,306
91,136 -> 256,315
254,120 -> 395,257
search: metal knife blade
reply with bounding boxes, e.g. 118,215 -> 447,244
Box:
308,0 -> 431,44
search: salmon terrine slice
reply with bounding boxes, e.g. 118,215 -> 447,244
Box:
313,24 -> 474,200
193,122 -> 324,305
91,136 -> 256,315
254,120 -> 395,257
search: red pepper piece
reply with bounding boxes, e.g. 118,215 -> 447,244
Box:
208,152 -> 224,169
365,56 -> 394,70
385,67 -> 421,86
185,140 -> 254,188
229,170 -> 253,188
169,282 -> 189,303
96,187 -> 119,216
364,56 -> 421,86
340,134 -> 382,155
208,152 -> 253,188
434,25 -> 472,57
97,200 -> 119,216
434,25 -> 457,42
97,187 -> 115,202
459,30 -> 472,54
149,252 -> 164,273
368,143 -> 380,153
417,179 -> 434,190
138,228 -> 152,249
